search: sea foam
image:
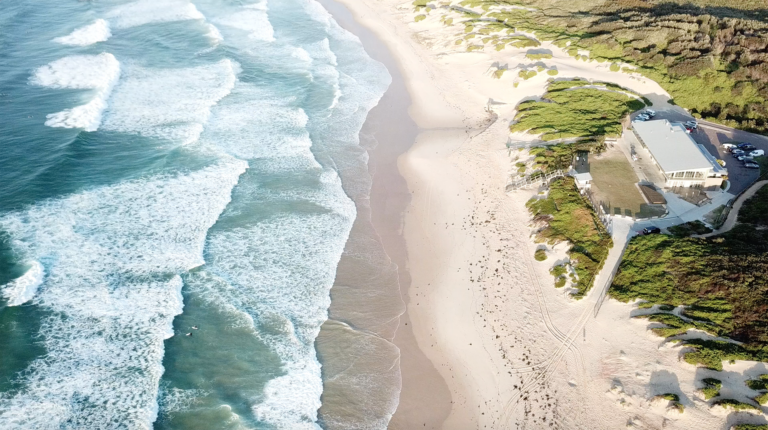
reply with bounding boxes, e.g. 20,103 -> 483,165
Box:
0,159 -> 247,429
30,53 -> 120,131
212,1 -> 275,42
52,19 -> 111,46
1,261 -> 44,306
106,0 -> 205,29
101,59 -> 238,145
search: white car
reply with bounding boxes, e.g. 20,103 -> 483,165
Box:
722,143 -> 737,150
645,109 -> 656,116
750,149 -> 765,157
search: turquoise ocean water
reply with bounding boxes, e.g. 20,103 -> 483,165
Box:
0,0 -> 393,428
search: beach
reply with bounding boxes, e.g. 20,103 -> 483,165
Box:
322,1 -> 765,429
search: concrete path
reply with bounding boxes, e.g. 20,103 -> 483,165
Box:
697,180 -> 768,238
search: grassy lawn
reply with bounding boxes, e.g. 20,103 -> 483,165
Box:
527,177 -> 613,298
588,148 -> 649,217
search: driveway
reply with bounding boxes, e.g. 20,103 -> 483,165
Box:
631,110 -> 765,195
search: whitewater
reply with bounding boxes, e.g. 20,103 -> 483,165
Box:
0,0 -> 393,428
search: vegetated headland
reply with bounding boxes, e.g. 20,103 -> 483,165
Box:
430,0 -> 768,134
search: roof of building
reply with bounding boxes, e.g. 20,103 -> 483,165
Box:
572,172 -> 593,183
632,120 -> 716,173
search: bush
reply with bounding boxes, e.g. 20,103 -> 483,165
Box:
745,374 -> 768,391
547,69 -> 559,76
526,52 -> 553,60
527,177 -> 613,297
755,392 -> 768,405
534,248 -> 548,261
734,425 -> 768,430
739,185 -> 768,226
511,79 -> 644,140
713,399 -> 760,411
414,14 -> 427,22
668,220 -> 713,237
518,70 -> 537,80
654,393 -> 680,402
701,378 -> 722,400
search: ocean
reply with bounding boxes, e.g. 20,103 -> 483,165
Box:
0,0 -> 401,428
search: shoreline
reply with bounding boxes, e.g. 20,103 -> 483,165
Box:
316,0 -> 452,428
317,1 -> 764,429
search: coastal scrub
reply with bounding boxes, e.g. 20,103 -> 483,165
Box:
527,177 -> 612,297
510,80 -> 645,140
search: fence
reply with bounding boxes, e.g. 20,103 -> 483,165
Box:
505,169 -> 565,191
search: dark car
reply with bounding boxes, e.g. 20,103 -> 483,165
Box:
744,161 -> 760,169
739,143 -> 756,151
642,226 -> 661,235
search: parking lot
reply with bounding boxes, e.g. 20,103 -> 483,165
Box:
630,109 -> 765,195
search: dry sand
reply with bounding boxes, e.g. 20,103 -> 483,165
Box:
326,0 -> 768,428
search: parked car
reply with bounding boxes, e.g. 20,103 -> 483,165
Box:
738,143 -> 756,151
750,149 -> 765,157
744,161 -> 760,169
717,159 -> 726,167
644,109 -> 657,117
642,226 -> 661,235
684,120 -> 698,129
738,155 -> 754,162
732,149 -> 745,156
636,113 -> 650,120
722,143 -> 737,150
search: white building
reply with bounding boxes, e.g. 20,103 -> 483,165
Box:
631,120 -> 727,189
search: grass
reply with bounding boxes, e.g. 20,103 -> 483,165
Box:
609,225 -> 768,369
636,313 -> 718,338
534,248 -> 548,261
746,374 -> 768,391
511,79 -> 645,141
701,378 -> 722,400
527,177 -> 613,297
529,141 -> 603,172
516,161 -> 526,173
547,69 -> 559,76
734,426 -> 768,430
668,221 -> 713,237
755,392 -> 768,405
654,393 -> 680,402
713,398 -> 761,411
739,184 -> 768,226
415,14 -> 427,22
518,70 -> 537,80
433,1 -> 768,134
588,149 -> 650,218
526,52 -> 553,60
494,69 -> 506,79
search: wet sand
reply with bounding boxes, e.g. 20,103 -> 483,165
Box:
315,1 -> 451,428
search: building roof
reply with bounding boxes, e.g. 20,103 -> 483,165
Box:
632,120 -> 715,173
572,172 -> 593,183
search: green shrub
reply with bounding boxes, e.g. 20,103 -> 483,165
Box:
739,185 -> 768,226
746,374 -> 768,391
494,69 -> 506,79
668,220 -> 713,237
701,378 -> 722,400
713,399 -> 760,411
516,161 -> 526,173
534,248 -> 548,261
554,277 -> 566,288
526,52 -> 553,60
511,80 -> 644,140
415,14 -> 427,22
755,392 -> 768,405
518,70 -> 537,80
734,425 -> 768,430
527,177 -> 613,297
654,393 -> 680,402
547,69 -> 559,76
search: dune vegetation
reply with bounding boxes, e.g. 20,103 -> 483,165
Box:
701,378 -> 722,400
610,224 -> 768,370
527,177 -> 612,297
418,0 -> 768,134
511,79 -> 645,140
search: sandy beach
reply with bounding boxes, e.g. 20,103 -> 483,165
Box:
324,1 -> 768,429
